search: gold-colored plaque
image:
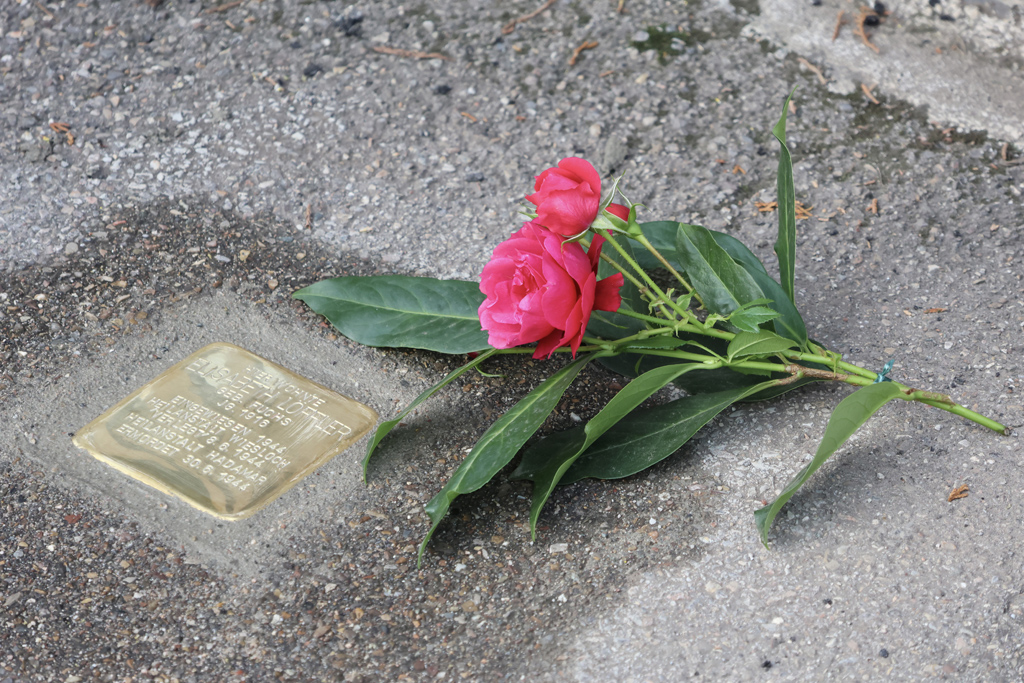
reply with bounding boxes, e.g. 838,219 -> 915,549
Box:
73,342 -> 378,520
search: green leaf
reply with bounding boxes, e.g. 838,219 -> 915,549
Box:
585,310 -> 646,339
639,221 -> 771,279
637,223 -> 808,346
772,89 -> 798,304
675,223 -> 766,325
727,300 -> 780,333
754,382 -> 905,547
418,353 -> 600,565
634,221 -> 682,272
293,276 -> 489,354
512,363 -> 704,537
705,230 -> 805,346
708,230 -> 768,275
744,268 -> 809,347
559,380 -> 780,483
727,330 -> 798,362
363,348 -> 500,481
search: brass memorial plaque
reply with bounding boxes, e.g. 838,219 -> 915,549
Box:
73,342 -> 378,520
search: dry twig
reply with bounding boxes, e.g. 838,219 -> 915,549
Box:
502,0 -> 557,34
867,197 -> 879,214
861,82 -> 880,104
832,10 -> 845,41
34,1 -> 54,19
204,0 -> 243,13
797,57 -> 827,85
853,9 -> 880,53
795,201 -> 814,220
371,46 -> 451,60
569,40 -> 598,66
754,201 -> 777,213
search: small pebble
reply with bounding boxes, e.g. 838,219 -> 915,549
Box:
64,242 -> 79,255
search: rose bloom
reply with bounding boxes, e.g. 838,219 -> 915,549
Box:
526,157 -> 602,237
479,221 -> 623,359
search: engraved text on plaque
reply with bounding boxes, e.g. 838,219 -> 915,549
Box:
73,342 -> 378,520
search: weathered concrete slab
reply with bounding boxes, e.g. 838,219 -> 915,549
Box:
749,0 -> 1024,142
2,289 -> 411,580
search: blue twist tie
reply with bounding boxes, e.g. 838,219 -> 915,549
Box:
873,359 -> 894,383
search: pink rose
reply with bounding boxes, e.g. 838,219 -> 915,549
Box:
479,221 -> 624,359
525,157 -> 602,237
606,202 -> 630,221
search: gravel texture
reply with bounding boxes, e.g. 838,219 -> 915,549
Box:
2,0 -> 1023,681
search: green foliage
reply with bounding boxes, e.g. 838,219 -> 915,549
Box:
512,363 -> 707,537
362,349 -> 500,480
754,382 -> 905,546
418,353 -> 602,565
773,89 -> 798,303
633,220 -> 682,272
709,232 -> 808,347
726,330 -> 798,362
726,298 -> 780,333
293,276 -> 489,354
674,223 -> 767,329
560,380 -> 780,483
291,93 -> 1007,564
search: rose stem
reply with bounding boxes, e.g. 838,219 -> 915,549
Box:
593,227 -> 693,322
630,233 -> 702,306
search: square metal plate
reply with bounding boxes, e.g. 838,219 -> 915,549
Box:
73,342 -> 378,520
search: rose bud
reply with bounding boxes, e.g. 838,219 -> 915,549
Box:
525,157 -> 602,237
